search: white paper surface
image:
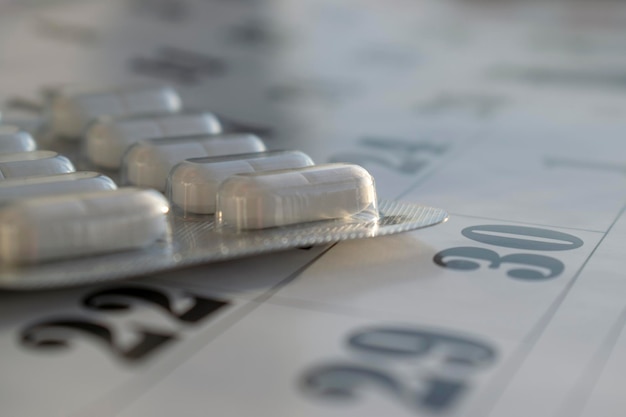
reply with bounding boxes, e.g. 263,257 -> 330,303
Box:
0,0 -> 625,416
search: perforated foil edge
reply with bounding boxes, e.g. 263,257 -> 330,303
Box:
0,200 -> 448,290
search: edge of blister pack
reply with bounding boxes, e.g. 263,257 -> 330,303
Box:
0,200 -> 448,290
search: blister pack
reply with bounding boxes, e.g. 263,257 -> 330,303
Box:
0,84 -> 448,290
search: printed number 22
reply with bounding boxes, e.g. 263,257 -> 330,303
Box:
21,285 -> 228,362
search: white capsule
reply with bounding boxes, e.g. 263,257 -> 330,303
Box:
0,172 -> 117,205
0,126 -> 37,153
85,111 -> 222,169
0,188 -> 169,264
216,163 -> 379,230
123,134 -> 267,191
48,85 -> 182,139
0,151 -> 75,179
168,150 -> 314,215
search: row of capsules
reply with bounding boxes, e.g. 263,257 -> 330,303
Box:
0,84 -> 378,265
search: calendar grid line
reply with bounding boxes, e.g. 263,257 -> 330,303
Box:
71,245 -> 335,417
557,306 -> 626,417
395,130 -> 486,201
447,212 -> 607,234
523,204 -> 626,341
469,203 -> 626,417
264,292 -> 433,322
261,292 -> 519,344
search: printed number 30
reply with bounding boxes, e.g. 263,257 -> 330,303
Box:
434,225 -> 583,281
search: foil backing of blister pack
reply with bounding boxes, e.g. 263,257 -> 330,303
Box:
0,201 -> 447,290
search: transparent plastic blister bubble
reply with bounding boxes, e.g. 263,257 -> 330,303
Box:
0,200 -> 447,290
121,133 -> 267,191
45,84 -> 182,139
0,187 -> 169,265
167,150 -> 315,217
0,125 -> 37,153
0,171 -> 116,204
85,111 -> 222,169
0,85 -> 449,290
216,163 -> 379,230
0,150 -> 75,179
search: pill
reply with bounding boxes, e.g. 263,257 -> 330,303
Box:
0,172 -> 117,205
123,133 -> 267,191
168,150 -> 315,215
0,188 -> 169,264
85,111 -> 222,169
47,85 -> 181,138
0,126 -> 37,153
0,151 -> 75,179
216,163 -> 378,230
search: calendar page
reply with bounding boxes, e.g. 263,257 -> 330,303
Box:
1,0 -> 625,416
